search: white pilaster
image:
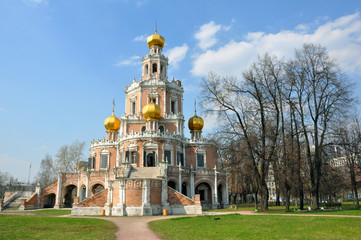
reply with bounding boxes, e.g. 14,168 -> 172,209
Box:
190,165 -> 195,198
178,164 -> 182,192
85,172 -> 89,198
54,172 -> 62,208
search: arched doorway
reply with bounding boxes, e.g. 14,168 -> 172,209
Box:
146,152 -> 155,167
181,182 -> 189,197
168,181 -> 176,190
80,185 -> 86,202
43,193 -> 56,208
218,184 -> 223,208
195,182 -> 212,210
91,184 -> 104,196
63,185 -> 77,208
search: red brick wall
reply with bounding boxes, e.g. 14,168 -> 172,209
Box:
77,189 -> 108,207
150,180 -> 161,205
125,189 -> 142,206
25,194 -> 37,206
125,180 -> 143,206
168,187 -> 195,206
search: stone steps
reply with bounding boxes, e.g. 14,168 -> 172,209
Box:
129,167 -> 161,179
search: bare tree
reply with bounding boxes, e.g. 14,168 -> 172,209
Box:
285,43 -> 354,209
333,115 -> 361,208
55,140 -> 86,173
201,55 -> 282,211
34,154 -> 56,187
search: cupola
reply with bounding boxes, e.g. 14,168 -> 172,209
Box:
142,97 -> 161,121
188,112 -> 204,132
147,30 -> 165,49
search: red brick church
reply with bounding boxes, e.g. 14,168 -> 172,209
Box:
39,30 -> 229,216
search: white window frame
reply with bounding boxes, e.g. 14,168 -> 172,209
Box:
100,149 -> 110,169
196,148 -> 206,168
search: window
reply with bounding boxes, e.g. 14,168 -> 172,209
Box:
177,152 -> 184,166
141,126 -> 146,133
152,63 -> 157,73
145,64 -> 149,75
131,151 -> 137,164
171,101 -> 176,114
197,154 -> 205,168
101,155 -> 108,168
88,158 -> 91,169
159,125 -> 164,133
164,150 -> 171,164
132,102 -> 136,115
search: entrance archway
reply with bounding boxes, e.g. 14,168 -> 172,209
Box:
218,184 -> 223,207
80,185 -> 86,202
146,152 -> 155,167
63,185 -> 77,208
195,182 -> 212,210
43,193 -> 56,208
168,181 -> 176,190
91,184 -> 104,196
181,182 -> 189,197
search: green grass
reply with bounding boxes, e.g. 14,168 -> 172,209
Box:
0,213 -> 117,240
207,202 -> 361,216
149,214 -> 361,240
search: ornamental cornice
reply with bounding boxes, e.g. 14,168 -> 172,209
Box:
91,138 -> 118,148
118,130 -> 187,144
187,139 -> 217,148
125,79 -> 140,93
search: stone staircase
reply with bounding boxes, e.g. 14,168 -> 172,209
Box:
129,167 -> 162,179
2,191 -> 34,211
4,195 -> 22,210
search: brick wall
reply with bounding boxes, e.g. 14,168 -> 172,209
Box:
77,189 -> 108,207
125,189 -> 142,206
168,187 -> 196,206
150,180 -> 162,205
25,193 -> 37,206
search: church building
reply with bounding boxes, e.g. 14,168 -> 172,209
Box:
40,30 -> 229,216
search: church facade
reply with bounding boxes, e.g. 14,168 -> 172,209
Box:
40,31 -> 229,216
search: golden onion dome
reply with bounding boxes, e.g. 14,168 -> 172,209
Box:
188,112 -> 204,132
147,30 -> 165,49
142,99 -> 161,121
104,111 -> 120,132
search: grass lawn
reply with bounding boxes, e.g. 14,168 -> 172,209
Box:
207,202 -> 361,216
149,214 -> 361,240
0,210 -> 117,240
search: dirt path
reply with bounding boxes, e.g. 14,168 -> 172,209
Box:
90,215 -> 196,240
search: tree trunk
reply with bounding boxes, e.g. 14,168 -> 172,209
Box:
351,171 -> 359,208
311,182 -> 319,210
259,182 -> 269,211
276,190 -> 281,206
285,190 -> 291,211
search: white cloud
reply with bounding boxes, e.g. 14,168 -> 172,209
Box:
23,0 -> 48,6
192,12 -> 361,77
165,44 -> 189,68
195,21 -> 222,50
135,0 -> 149,7
115,55 -> 141,67
134,34 -> 148,42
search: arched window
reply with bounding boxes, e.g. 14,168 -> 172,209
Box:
159,125 -> 164,133
144,64 -> 149,75
152,63 -> 157,73
141,126 -> 146,133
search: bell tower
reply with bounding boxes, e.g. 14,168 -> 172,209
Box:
141,30 -> 168,82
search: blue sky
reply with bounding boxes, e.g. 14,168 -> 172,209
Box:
1,0 -> 361,182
